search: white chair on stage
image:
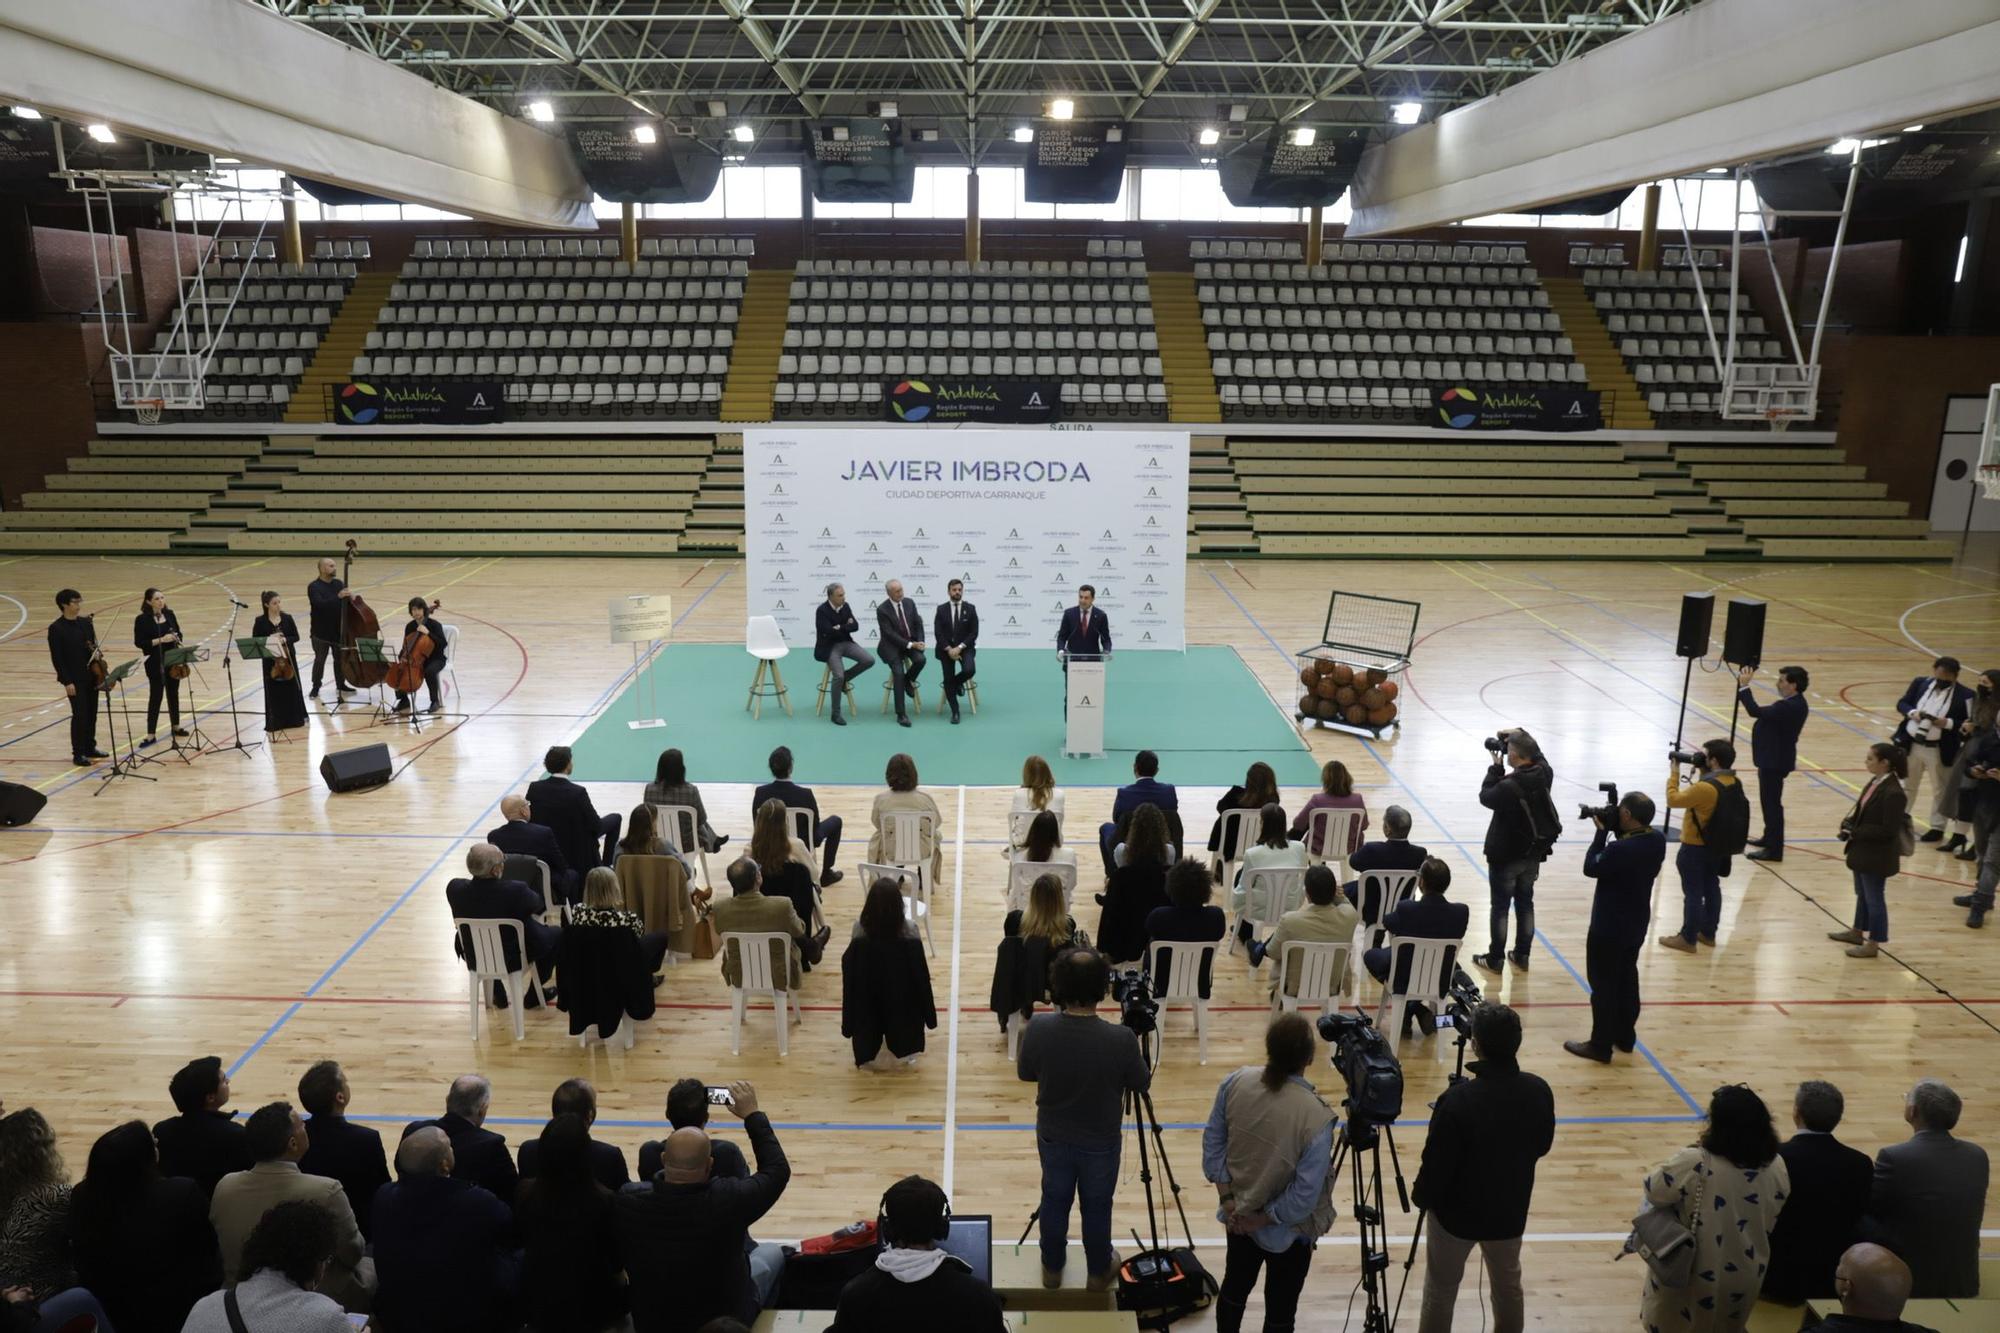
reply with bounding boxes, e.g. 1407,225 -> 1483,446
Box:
440,622 -> 461,703
744,615 -> 792,719
651,802 -> 713,891
722,930 -> 805,1056
1372,934 -> 1463,1041
1303,806 -> 1364,879
1148,939 -> 1218,1066
1357,869 -> 1421,951
454,918 -> 544,1041
1272,940 -> 1352,1018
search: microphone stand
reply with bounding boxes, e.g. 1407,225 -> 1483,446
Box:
203,599 -> 263,760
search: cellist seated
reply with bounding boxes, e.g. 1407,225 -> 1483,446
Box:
393,596 -> 449,714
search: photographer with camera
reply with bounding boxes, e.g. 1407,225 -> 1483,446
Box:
1411,1004 -> 1555,1333
1472,730 -> 1559,975
1200,1013 -> 1335,1333
1659,739 -> 1748,955
1563,792 -> 1665,1064
1016,947 -> 1153,1292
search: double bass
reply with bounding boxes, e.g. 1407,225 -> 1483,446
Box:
384,599 -> 444,696
337,539 -> 389,689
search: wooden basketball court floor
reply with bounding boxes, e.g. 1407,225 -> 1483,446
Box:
4,546 -> 1999,1329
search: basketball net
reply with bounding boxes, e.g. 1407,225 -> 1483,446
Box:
1980,463 -> 2000,503
134,398 -> 164,426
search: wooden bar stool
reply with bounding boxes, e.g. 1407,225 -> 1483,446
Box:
815,664 -> 857,717
881,676 -> 924,716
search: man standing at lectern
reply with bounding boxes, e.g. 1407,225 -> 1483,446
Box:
1056,585 -> 1113,717
934,579 -> 978,726
877,579 -> 927,728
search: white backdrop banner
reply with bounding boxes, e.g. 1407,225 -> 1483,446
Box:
744,427 -> 1190,650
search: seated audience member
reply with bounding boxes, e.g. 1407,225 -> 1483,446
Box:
638,1079 -> 748,1183
1099,749 -> 1182,875
1229,803 -> 1312,937
619,802 -> 695,877
449,841 -> 562,1009
68,1120 -> 221,1333
1096,803 -> 1173,963
713,856 -> 810,992
297,1059 -> 390,1241
1010,755 -> 1067,854
1248,864 -> 1361,998
868,752 -> 945,882
1812,1243 -> 1942,1333
1015,810 -> 1078,873
1111,798 -> 1180,869
749,797 -> 832,966
753,745 -> 843,887
398,1074 -> 519,1208
210,1102 -> 372,1309
1207,761 -> 1284,864
1289,759 -> 1369,858
829,1175 -> 1006,1330
182,1200 -> 359,1333
992,874 -> 1079,1032
372,1127 -> 517,1333
1146,858 -> 1228,998
528,745 -> 621,871
645,747 -> 729,853
615,1081 -> 791,1333
0,1108 -> 76,1305
573,863 -> 673,976
1764,1079 -> 1874,1304
518,1078 -> 630,1190
152,1055 -> 251,1199
1345,804 -> 1429,906
1362,857 -> 1469,1038
517,1114 -> 628,1333
842,876 -> 938,1070
488,793 -> 576,901
1863,1079 -> 1989,1298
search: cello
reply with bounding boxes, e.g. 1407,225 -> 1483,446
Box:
337,538 -> 388,689
384,599 -> 444,697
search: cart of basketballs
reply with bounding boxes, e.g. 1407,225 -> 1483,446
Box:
1292,591 -> 1419,740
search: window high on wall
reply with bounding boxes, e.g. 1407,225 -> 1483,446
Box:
1459,176 -> 1762,230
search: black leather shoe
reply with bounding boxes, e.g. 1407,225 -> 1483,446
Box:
831,713 -> 846,726
1470,952 -> 1504,974
1564,1039 -> 1612,1063
1957,846 -> 1978,862
72,755 -> 91,767
1970,910 -> 1987,929
1942,833 -> 1967,854
1953,894 -> 1976,908
1920,829 -> 1945,843
950,708 -> 961,725
1407,1002 -> 1435,1035
1507,950 -> 1530,971
821,869 -> 844,888
897,715 -> 911,728
1746,848 -> 1783,862
86,749 -> 109,759
1614,1038 -> 1636,1053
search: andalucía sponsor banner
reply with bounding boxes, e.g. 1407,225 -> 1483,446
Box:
1432,385 -> 1602,432
334,381 -> 505,426
883,379 -> 1060,425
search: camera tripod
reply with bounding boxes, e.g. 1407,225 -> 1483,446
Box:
1327,1108 -> 1411,1332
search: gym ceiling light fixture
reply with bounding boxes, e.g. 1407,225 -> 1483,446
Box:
10,106 -> 41,119
1014,126 -> 1034,143
1049,98 -> 1074,121
633,124 -> 657,144
870,101 -> 898,118
1198,127 -> 1221,146
86,123 -> 115,143
1291,127 -> 1316,147
706,100 -> 728,118
732,124 -> 755,143
1391,101 -> 1423,125
526,100 -> 555,122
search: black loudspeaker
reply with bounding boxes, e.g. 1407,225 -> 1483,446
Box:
1675,592 -> 1715,659
1722,598 -> 1768,668
319,743 -> 392,794
0,779 -> 47,826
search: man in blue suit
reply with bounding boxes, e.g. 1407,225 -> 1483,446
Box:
813,582 -> 874,727
1097,749 -> 1181,874
1737,664 -> 1812,863
1055,584 -> 1112,722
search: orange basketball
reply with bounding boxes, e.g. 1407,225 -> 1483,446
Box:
1382,702 -> 1399,720
1317,698 -> 1339,721
1344,703 -> 1368,724
1366,705 -> 1394,725
1360,686 -> 1386,709
1299,667 -> 1316,689
1380,680 -> 1399,701
1331,663 -> 1355,686
1335,685 -> 1357,706
1313,657 -> 1338,677
1314,677 -> 1337,699
1365,667 -> 1389,686
1298,693 -> 1314,715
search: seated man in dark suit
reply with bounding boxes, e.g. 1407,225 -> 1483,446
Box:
875,578 -> 927,727
1812,1243 -> 1941,1333
518,1077 -> 629,1190
1098,749 -> 1181,875
398,1074 -> 520,1209
1362,857 -> 1470,1038
1862,1078 -> 1989,1298
526,744 -> 620,871
153,1055 -> 252,1199
373,1126 -> 518,1333
1764,1079 -> 1874,1304
639,1077 -> 750,1183
448,842 -> 561,1009
1344,803 -> 1430,907
488,793 -> 576,902
752,745 -> 842,888
297,1058 -> 391,1240
814,582 -> 874,727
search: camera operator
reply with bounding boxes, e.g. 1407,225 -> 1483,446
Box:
1563,792 -> 1665,1064
1015,947 -> 1152,1292
1200,1013 -> 1335,1333
1472,730 -> 1559,975
1411,1004 -> 1555,1333
1660,739 -> 1746,954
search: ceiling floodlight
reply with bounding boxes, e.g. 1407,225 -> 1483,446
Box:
732,124 -> 755,143
216,157 -> 242,165
706,100 -> 728,118
526,100 -> 555,123
870,101 -> 898,119
1014,126 -> 1034,143
1050,98 -> 1075,121
1902,124 -> 1925,132
1391,101 -> 1422,125
1198,127 -> 1221,146
1227,104 -> 1249,123
1826,137 -> 1890,155
1291,127 -> 1316,146
917,127 -> 941,142
633,124 -> 657,144
831,125 -> 850,142
86,123 -> 115,143
11,106 -> 41,120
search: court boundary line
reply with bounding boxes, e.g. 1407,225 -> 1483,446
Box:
942,783 -> 967,1195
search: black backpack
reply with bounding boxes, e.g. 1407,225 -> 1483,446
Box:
1695,776 -> 1750,867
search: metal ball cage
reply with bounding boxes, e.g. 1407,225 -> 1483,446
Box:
1291,590 -> 1421,740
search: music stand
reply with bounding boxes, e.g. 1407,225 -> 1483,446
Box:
162,646 -> 211,764
94,659 -> 157,792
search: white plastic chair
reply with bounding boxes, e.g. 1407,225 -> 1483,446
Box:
1357,869 -> 1420,951
1005,857 -> 1077,915
785,805 -> 817,847
1234,865 -> 1307,953
1210,807 -> 1260,892
722,930 -> 804,1056
1273,940 -> 1352,1018
1303,807 -> 1364,878
651,802 -> 711,890
882,812 -> 936,953
1148,939 -> 1218,1066
454,918 -> 544,1041
440,623 -> 461,703
857,860 -> 926,948
1373,935 -> 1463,1040
744,615 -> 791,719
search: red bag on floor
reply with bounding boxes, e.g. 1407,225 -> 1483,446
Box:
799,1219 -> 878,1254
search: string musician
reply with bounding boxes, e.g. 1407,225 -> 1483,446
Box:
47,588 -> 107,768
306,555 -> 354,699
133,586 -> 191,747
393,597 -> 448,715
251,591 -> 309,732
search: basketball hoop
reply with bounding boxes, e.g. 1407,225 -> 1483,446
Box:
134,398 -> 164,426
1980,463 -> 2000,503
1762,407 -> 1792,433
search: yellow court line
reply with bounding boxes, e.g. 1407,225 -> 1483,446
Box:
1431,560 -> 1615,658
30,764 -> 87,792
423,555 -> 506,599
1902,562 -> 2000,593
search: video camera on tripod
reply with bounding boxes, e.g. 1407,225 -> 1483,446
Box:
1109,965 -> 1158,1037
1317,1011 -> 1403,1126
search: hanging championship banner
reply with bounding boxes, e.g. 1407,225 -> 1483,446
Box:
1024,122 -> 1128,204
883,379 -> 1060,425
1756,120 -> 2000,219
1219,129 -> 1363,208
334,381 -> 505,426
1519,185 -> 1634,217
806,118 -> 913,204
1432,386 -> 1602,432
565,126 -> 721,205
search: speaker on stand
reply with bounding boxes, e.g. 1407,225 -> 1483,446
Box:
1667,593 -> 1716,836
1721,599 -> 1769,748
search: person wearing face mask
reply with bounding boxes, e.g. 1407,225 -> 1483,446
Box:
1941,668 -> 1999,866
1891,656 -> 1974,851
1949,668 -> 2000,928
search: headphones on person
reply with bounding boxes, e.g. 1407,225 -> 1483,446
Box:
876,1178 -> 952,1247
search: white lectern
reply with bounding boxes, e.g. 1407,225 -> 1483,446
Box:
1064,655 -> 1106,758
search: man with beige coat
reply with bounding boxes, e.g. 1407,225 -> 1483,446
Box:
210,1099 -> 375,1312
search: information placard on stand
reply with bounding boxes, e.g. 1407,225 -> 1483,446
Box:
609,595 -> 673,730
1064,656 -> 1106,759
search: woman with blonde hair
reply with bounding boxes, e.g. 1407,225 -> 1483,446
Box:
572,865 -> 672,976
1009,755 -> 1066,851
990,873 -> 1081,1033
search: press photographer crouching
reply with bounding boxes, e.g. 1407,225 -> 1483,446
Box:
1412,1004 -> 1556,1333
1472,729 -> 1560,975
1659,739 -> 1748,955
1564,790 -> 1666,1065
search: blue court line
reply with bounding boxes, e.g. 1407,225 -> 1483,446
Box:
344,1111 -> 1698,1136
1202,569 -> 1705,1118
579,568 -> 734,719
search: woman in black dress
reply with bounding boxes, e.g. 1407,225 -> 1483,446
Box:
132,587 -> 189,747
250,590 -> 308,733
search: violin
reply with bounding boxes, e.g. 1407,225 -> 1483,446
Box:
85,617 -> 108,690
165,626 -> 191,680
270,641 -> 298,682
384,599 -> 444,696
